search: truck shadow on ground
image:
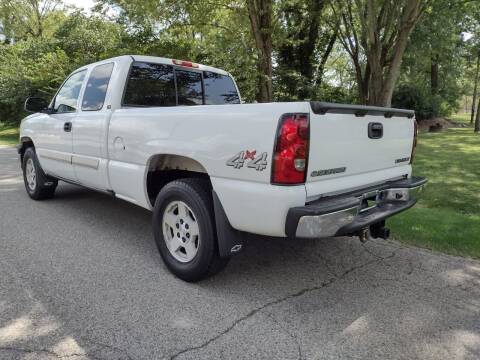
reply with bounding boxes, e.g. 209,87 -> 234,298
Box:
1,180 -> 480,359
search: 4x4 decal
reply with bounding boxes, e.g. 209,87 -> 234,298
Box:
227,150 -> 268,171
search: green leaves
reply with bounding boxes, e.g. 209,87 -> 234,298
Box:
0,0 -> 477,123
0,39 -> 70,122
0,5 -> 126,123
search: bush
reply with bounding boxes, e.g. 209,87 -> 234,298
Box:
0,40 -> 71,124
392,85 -> 442,120
316,84 -> 356,104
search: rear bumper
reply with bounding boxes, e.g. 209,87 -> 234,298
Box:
286,176 -> 427,238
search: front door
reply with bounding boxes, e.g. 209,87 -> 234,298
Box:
35,70 -> 87,181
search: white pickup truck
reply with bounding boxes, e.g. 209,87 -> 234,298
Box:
19,55 -> 426,281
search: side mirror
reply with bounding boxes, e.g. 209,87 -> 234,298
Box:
24,97 -> 49,113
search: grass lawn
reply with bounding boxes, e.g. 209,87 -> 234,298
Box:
0,123 -> 19,146
388,127 -> 480,258
450,113 -> 473,126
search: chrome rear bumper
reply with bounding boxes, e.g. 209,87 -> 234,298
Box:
286,177 -> 427,238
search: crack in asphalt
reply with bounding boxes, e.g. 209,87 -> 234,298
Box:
168,279 -> 335,360
360,242 -> 386,260
310,250 -> 339,278
264,311 -> 304,360
168,249 -> 398,360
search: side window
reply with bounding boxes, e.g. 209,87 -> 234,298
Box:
175,69 -> 203,106
203,72 -> 240,105
53,70 -> 87,113
82,63 -> 114,111
123,62 -> 176,106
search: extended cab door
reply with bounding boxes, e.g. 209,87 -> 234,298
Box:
72,62 -> 115,190
35,70 -> 87,181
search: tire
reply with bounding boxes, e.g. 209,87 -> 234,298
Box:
22,147 -> 58,200
153,178 -> 229,282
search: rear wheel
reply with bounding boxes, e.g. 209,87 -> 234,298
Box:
153,178 -> 229,282
22,147 -> 57,200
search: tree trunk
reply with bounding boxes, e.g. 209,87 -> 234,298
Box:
475,95 -> 480,133
277,0 -> 332,99
352,59 -> 369,105
367,57 -> 385,106
296,0 -> 326,99
247,0 -> 273,102
431,54 -> 439,95
471,51 -> 480,125
378,3 -> 420,108
316,31 -> 337,88
335,0 -> 424,107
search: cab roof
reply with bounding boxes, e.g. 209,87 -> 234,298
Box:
78,55 -> 230,76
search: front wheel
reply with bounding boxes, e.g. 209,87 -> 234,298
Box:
22,147 -> 57,200
153,178 -> 229,282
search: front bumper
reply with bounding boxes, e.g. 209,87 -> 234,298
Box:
286,176 -> 427,238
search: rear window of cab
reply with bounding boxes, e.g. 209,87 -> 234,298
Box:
123,61 -> 240,107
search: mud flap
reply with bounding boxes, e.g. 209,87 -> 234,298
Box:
212,191 -> 246,258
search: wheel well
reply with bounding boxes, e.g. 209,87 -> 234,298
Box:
146,154 -> 211,206
18,137 -> 34,162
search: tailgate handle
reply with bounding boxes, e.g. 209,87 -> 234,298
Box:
368,122 -> 383,139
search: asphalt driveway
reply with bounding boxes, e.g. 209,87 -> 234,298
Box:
0,146 -> 479,360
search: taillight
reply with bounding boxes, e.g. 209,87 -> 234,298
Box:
271,113 -> 310,184
172,59 -> 199,68
410,120 -> 418,164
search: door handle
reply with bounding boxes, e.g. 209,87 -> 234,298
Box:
64,122 -> 72,132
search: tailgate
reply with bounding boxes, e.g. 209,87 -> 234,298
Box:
306,102 -> 415,199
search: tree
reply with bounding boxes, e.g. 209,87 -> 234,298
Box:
0,38 -> 71,122
332,0 -> 428,106
471,50 -> 480,124
96,0 -> 261,102
55,12 -> 123,65
0,9 -> 125,124
396,0 -> 470,119
0,0 -> 63,40
246,0 -> 273,102
475,95 -> 480,132
0,0 -> 475,120
275,0 -> 337,100
467,6 -> 480,125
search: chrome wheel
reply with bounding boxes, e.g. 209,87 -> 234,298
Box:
25,158 -> 36,191
162,200 -> 200,263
